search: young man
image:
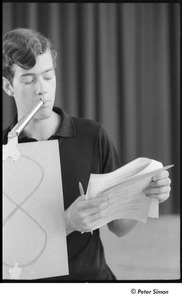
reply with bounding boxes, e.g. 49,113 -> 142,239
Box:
3,28 -> 171,281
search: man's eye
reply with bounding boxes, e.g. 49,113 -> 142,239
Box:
44,74 -> 54,80
44,70 -> 54,80
44,75 -> 53,80
24,80 -> 33,84
22,77 -> 34,84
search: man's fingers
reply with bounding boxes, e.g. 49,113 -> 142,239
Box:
152,170 -> 169,181
144,192 -> 170,203
78,195 -> 110,209
150,177 -> 171,188
144,185 -> 171,195
84,200 -> 112,216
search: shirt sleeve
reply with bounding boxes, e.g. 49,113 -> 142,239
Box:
97,124 -> 121,174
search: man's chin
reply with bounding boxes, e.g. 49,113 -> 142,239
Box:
37,110 -> 53,120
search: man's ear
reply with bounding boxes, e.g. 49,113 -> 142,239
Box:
3,77 -> 14,97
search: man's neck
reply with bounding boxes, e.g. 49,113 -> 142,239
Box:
22,111 -> 61,141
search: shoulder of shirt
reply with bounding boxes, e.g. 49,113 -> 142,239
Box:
71,115 -> 107,137
72,115 -> 101,128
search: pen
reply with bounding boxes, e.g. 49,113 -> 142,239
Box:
79,182 -> 93,235
79,182 -> 85,200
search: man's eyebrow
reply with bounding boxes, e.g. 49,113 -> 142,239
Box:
20,68 -> 54,77
20,73 -> 34,78
43,68 -> 54,74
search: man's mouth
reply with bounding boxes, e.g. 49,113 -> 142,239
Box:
42,100 -> 51,108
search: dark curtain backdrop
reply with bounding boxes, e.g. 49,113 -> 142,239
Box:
3,3 -> 180,214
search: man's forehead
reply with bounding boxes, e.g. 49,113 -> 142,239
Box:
12,51 -> 54,76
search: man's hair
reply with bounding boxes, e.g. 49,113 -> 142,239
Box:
3,28 -> 57,84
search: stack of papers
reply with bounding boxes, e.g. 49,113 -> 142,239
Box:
86,157 -> 173,231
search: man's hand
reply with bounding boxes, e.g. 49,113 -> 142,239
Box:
144,170 -> 171,203
65,195 -> 111,235
108,170 -> 172,237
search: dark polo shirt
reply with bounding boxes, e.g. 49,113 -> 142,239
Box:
3,107 -> 120,281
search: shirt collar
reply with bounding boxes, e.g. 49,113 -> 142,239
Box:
9,107 -> 76,141
53,107 -> 76,137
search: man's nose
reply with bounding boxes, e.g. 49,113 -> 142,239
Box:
35,80 -> 47,96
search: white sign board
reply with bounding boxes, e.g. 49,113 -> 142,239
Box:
3,140 -> 69,280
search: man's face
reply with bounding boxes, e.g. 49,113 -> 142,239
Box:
11,50 -> 56,120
